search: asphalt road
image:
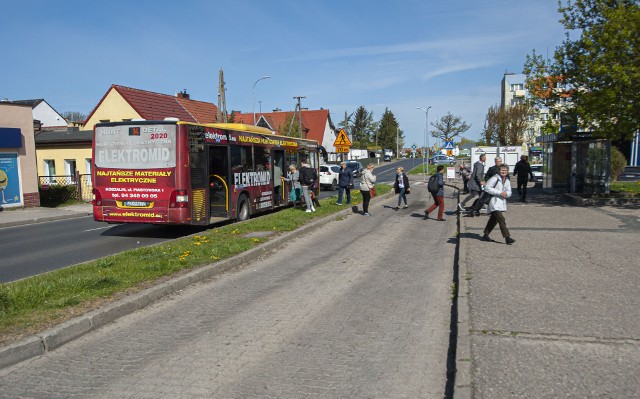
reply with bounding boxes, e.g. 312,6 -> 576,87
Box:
0,184 -> 457,398
0,218 -> 204,283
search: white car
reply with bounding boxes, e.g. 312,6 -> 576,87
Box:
531,164 -> 543,182
319,165 -> 340,190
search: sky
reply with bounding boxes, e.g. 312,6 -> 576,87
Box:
0,0 -> 565,148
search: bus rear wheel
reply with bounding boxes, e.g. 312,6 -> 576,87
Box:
236,195 -> 250,222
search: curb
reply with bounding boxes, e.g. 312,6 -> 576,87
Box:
0,192 -> 393,369
454,213 -> 473,399
0,212 -> 92,229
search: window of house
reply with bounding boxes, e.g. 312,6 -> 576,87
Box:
65,159 -> 77,183
510,83 -> 524,92
43,160 -> 56,184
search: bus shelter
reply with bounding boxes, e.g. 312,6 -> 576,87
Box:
537,133 -> 610,194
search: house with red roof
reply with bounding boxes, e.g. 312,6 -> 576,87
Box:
231,109 -> 337,161
84,85 -> 219,131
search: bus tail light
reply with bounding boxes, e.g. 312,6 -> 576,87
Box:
170,190 -> 189,208
92,188 -> 102,206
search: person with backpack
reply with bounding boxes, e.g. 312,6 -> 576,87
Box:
425,165 -> 446,221
298,159 -> 317,213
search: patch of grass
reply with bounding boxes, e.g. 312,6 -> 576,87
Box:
611,181 -> 640,194
407,163 -> 437,175
0,185 -> 393,344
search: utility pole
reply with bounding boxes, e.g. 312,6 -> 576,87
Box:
289,96 -> 307,138
217,68 -> 228,123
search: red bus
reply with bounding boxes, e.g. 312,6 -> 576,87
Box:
92,120 -> 320,225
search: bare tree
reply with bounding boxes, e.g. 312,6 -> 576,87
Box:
430,112 -> 471,142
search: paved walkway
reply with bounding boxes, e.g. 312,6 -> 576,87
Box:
455,186 -> 640,398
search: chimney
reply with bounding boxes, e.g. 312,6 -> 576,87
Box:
176,89 -> 190,99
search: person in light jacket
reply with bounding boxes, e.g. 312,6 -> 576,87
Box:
284,164 -> 301,207
359,163 -> 377,216
481,164 -> 516,245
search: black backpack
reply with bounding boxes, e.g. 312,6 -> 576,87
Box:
427,174 -> 439,193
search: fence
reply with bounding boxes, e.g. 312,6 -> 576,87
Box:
38,173 -> 92,204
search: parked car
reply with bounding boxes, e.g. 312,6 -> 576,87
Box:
530,164 -> 544,182
383,155 -> 392,162
345,161 -> 364,178
319,164 -> 341,190
429,154 -> 455,165
617,166 -> 640,181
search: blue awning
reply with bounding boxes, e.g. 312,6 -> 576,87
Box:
0,127 -> 23,148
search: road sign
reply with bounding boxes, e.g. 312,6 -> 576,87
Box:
333,129 -> 352,147
444,140 -> 454,150
411,144 -> 417,150
446,150 -> 453,156
335,146 -> 350,153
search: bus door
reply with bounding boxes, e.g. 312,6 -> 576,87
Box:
208,145 -> 230,219
273,150 -> 285,206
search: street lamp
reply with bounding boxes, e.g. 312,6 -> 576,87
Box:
252,76 -> 271,124
417,106 -> 432,181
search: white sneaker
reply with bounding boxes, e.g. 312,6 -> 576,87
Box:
457,203 -> 464,212
311,206 -> 316,212
305,209 -> 312,213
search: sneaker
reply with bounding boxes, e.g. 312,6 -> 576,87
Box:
311,206 -> 316,212
403,205 -> 408,209
363,212 -> 370,216
457,203 -> 465,212
336,203 -> 343,206
305,209 -> 312,213
505,237 -> 516,245
394,206 -> 400,210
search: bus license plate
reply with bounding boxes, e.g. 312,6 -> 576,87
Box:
124,201 -> 150,207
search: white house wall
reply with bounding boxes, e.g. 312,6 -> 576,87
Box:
33,101 -> 65,127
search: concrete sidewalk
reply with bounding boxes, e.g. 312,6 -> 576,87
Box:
454,188 -> 640,398
0,203 -> 93,228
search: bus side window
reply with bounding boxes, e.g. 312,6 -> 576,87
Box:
231,146 -> 253,173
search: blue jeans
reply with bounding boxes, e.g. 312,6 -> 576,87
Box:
337,186 -> 351,204
397,187 -> 407,206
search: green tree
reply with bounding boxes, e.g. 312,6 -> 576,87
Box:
431,112 -> 470,142
377,108 -> 403,153
482,104 -> 533,145
352,106 -> 377,148
279,113 -> 302,138
524,0 -> 640,141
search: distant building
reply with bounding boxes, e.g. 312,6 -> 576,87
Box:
2,99 -> 66,128
501,73 -> 552,145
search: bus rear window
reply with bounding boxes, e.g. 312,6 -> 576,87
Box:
95,124 -> 177,169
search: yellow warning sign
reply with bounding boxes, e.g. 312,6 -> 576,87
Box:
333,129 -> 352,147
446,150 -> 453,156
335,146 -> 350,153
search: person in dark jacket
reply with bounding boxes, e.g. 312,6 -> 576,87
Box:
298,160 -> 317,212
513,155 -> 534,202
336,161 -> 353,205
459,154 -> 485,213
425,165 -> 446,221
393,166 -> 410,209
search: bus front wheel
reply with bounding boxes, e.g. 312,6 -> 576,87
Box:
236,195 -> 251,222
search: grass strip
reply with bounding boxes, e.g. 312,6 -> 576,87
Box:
0,185 -> 392,344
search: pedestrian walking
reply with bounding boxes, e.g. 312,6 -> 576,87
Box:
393,166 -> 410,209
284,164 -> 301,207
513,155 -> 535,202
272,162 -> 283,206
459,162 -> 471,194
298,160 -> 317,212
359,163 -> 377,216
481,164 -> 516,245
336,161 -> 353,205
459,153 -> 485,214
425,165 -> 446,221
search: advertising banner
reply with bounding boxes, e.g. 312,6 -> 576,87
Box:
0,153 -> 22,206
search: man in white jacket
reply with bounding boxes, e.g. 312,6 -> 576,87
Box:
481,164 -> 516,245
